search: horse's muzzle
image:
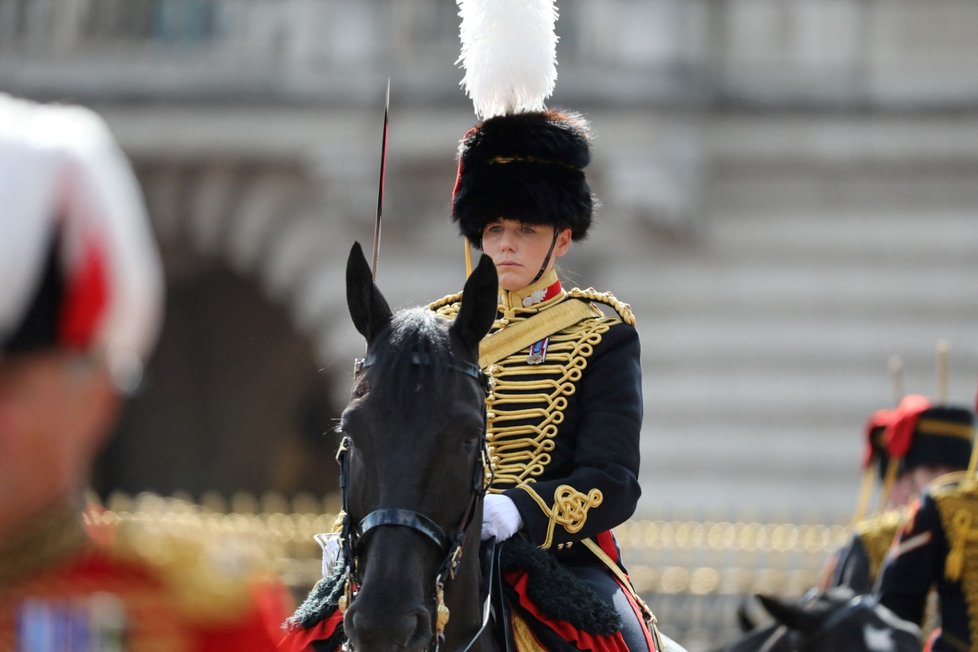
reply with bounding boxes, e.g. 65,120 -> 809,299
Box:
344,601 -> 433,652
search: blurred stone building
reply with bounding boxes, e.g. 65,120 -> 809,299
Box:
3,0 -> 977,520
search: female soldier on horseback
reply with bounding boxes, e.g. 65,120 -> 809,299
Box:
428,103 -> 663,651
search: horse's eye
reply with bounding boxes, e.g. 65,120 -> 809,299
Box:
462,431 -> 482,451
352,382 -> 369,399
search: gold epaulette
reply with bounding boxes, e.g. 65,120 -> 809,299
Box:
567,288 -> 636,326
104,497 -> 276,624
427,292 -> 463,317
853,509 -> 906,581
930,470 -> 969,496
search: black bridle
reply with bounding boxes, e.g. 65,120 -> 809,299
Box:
337,351 -> 493,651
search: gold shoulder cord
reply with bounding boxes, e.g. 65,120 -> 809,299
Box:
427,292 -> 463,316
567,287 -> 636,326
934,479 -> 978,643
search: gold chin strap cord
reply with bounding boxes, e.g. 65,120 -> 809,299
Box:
465,238 -> 473,277
851,466 -> 876,525
877,457 -> 901,516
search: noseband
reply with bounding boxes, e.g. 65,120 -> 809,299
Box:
337,351 -> 492,651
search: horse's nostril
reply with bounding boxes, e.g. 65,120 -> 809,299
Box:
347,605 -> 432,650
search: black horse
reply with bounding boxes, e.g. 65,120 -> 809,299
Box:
716,587 -> 920,652
284,242 -> 500,651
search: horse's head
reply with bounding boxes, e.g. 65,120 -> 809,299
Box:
755,588 -> 921,652
340,242 -> 497,651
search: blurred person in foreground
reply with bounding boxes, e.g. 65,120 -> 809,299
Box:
0,93 -> 286,651
820,396 -> 973,594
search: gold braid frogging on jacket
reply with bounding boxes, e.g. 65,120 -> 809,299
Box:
430,286 -> 635,549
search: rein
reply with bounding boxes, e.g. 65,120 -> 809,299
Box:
337,350 -> 493,651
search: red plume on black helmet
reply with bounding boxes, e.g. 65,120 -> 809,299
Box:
451,0 -> 595,251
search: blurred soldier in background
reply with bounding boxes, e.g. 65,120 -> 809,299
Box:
821,396 -> 973,594
0,94 -> 286,651
876,394 -> 978,651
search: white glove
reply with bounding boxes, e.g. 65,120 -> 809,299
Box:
481,494 -> 523,542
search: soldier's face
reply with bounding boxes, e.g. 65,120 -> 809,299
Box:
0,351 -> 116,529
481,219 -> 572,292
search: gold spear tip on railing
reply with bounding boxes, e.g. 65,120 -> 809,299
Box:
936,339 -> 950,404
888,354 -> 904,406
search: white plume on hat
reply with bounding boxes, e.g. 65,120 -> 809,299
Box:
0,94 -> 163,383
456,0 -> 559,120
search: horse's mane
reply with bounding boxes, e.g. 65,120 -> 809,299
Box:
366,307 -> 455,411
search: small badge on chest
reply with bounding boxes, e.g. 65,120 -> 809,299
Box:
527,337 -> 549,365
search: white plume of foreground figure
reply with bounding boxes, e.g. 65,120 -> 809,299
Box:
0,93 -> 163,390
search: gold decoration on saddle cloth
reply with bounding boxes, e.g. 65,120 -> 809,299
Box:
854,509 -> 906,583
934,478 -> 978,641
510,611 -> 549,651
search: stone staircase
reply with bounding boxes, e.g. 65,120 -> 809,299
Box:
604,114 -> 978,521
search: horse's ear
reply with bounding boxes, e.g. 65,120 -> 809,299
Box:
757,593 -> 822,634
451,255 -> 498,354
346,242 -> 393,343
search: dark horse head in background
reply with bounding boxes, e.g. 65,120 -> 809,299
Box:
341,242 -> 498,651
716,587 -> 920,652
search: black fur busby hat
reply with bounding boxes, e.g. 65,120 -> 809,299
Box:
885,395 -> 974,474
452,110 -> 593,248
901,404 -> 974,472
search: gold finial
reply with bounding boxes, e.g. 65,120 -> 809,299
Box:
876,454 -> 901,516
888,354 -> 903,406
936,339 -> 950,404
